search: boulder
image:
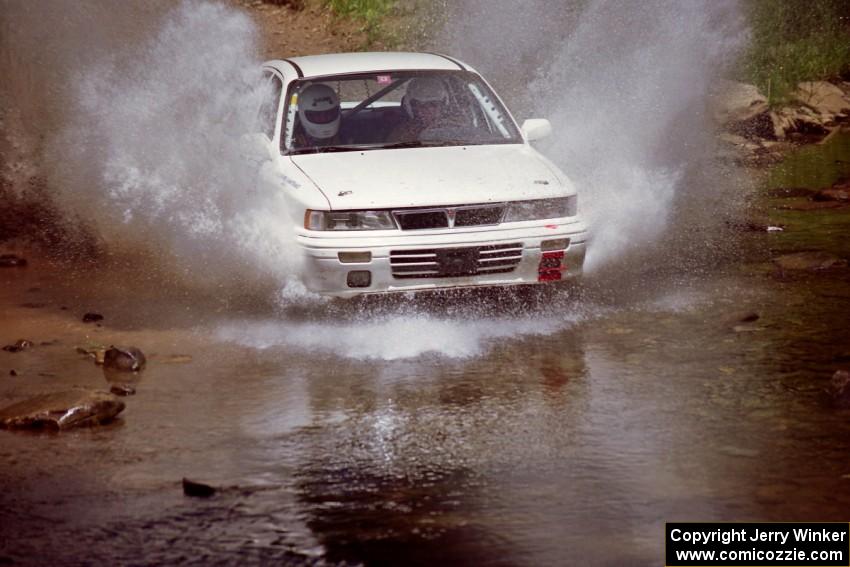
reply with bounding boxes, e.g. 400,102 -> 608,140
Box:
770,106 -> 831,139
773,251 -> 848,271
0,389 -> 125,430
710,80 -> 768,124
794,81 -> 850,117
82,312 -> 103,323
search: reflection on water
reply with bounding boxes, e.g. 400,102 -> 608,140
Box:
766,132 -> 850,190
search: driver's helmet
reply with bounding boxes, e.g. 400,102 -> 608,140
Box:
298,83 -> 340,140
402,77 -> 448,119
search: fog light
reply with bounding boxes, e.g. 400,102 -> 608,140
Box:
338,251 -> 371,263
347,270 -> 372,288
541,238 -> 569,252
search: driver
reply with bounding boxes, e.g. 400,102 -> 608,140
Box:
294,83 -> 341,148
389,77 -> 448,142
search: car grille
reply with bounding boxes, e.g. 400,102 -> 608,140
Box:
389,243 -> 523,279
393,204 -> 505,230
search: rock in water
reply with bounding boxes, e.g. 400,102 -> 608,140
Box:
0,390 -> 125,430
831,371 -> 850,406
82,312 -> 104,323
773,252 -> 848,271
76,345 -> 107,365
813,188 -> 850,202
182,478 -> 216,498
0,254 -> 28,268
2,339 -> 34,353
103,346 -> 146,372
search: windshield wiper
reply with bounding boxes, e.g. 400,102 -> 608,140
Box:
376,140 -> 426,149
289,145 -> 363,155
289,140 -> 469,155
376,140 -> 467,150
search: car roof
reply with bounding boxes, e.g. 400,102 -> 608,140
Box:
263,52 -> 471,79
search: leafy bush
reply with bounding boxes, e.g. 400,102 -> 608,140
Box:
741,0 -> 850,105
324,0 -> 397,45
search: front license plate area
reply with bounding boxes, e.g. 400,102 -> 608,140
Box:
437,248 -> 479,276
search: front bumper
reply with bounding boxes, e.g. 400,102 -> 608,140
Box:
296,219 -> 589,298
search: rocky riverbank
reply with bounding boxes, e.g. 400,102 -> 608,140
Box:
712,78 -> 850,167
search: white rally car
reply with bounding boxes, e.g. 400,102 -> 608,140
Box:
257,52 -> 588,297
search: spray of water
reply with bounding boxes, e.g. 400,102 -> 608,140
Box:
439,0 -> 747,272
2,0 -> 304,294
216,313 -> 581,360
1,0 -> 748,359
60,1 -> 308,291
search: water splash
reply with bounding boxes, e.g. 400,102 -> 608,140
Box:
2,0 -> 748,361
1,1 -> 303,292
215,312 -> 583,360
58,1 -> 303,287
440,0 -> 747,272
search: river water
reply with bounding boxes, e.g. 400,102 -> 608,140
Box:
1,136 -> 849,565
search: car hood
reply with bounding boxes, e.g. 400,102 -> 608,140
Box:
290,144 -> 572,210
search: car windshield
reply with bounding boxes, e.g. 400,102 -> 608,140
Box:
281,70 -> 522,154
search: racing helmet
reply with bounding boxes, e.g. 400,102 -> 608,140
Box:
402,77 -> 448,119
298,83 -> 340,140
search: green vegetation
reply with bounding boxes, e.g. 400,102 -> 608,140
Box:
324,0 -> 397,45
741,0 -> 850,105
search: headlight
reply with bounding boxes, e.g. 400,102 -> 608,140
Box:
503,196 -> 577,222
304,209 -> 397,231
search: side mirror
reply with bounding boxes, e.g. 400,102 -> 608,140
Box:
521,118 -> 552,142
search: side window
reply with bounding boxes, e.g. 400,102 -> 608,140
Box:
467,82 -> 511,138
258,73 -> 283,139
